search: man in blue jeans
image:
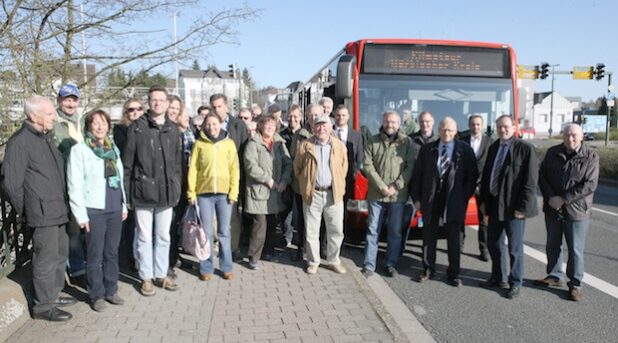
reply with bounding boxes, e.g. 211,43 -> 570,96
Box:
362,111 -> 416,277
536,123 -> 599,301
479,115 -> 538,299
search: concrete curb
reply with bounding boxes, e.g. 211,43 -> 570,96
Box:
0,269 -> 29,342
343,258 -> 435,343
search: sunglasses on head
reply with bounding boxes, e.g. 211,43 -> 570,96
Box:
128,107 -> 143,113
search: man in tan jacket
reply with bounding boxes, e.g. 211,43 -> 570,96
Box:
293,115 -> 348,274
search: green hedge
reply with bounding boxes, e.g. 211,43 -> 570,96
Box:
536,145 -> 618,180
593,128 -> 618,140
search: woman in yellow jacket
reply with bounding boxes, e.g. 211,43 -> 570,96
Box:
187,113 -> 240,281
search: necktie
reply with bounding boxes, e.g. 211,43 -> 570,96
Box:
337,128 -> 343,141
490,143 -> 508,196
439,145 -> 450,177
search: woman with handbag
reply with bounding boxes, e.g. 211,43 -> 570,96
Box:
243,115 -> 292,270
67,110 -> 128,311
187,113 -> 240,281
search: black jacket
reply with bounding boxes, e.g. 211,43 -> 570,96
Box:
460,134 -> 493,190
113,124 -> 129,156
224,114 -> 248,152
411,140 -> 477,224
409,130 -> 437,160
335,126 -> 364,197
2,121 -> 69,227
480,138 -> 539,221
538,143 -> 599,220
122,113 -> 182,208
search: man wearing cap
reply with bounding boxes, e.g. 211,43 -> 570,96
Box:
362,111 -> 416,278
293,115 -> 348,274
54,84 -> 87,286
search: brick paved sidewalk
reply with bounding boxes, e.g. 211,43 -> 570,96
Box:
9,252 -> 428,343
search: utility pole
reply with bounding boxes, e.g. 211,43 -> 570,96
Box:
548,64 -> 559,138
606,72 -> 614,147
173,12 -> 179,95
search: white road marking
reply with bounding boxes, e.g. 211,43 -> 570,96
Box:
592,207 -> 618,217
469,226 -> 618,299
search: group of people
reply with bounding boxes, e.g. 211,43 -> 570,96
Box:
1,85 -> 599,322
359,110 -> 598,304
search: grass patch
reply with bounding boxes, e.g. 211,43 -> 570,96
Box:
593,128 -> 618,140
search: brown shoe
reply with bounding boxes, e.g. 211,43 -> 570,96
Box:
534,276 -> 565,288
568,287 -> 583,301
306,264 -> 319,275
199,273 -> 212,281
223,272 -> 233,280
140,280 -> 156,296
328,263 -> 347,274
154,277 -> 179,291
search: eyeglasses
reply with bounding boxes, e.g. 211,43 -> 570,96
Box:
128,107 -> 143,113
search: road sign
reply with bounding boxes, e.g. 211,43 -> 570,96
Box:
518,65 -> 539,79
572,66 -> 594,80
608,100 -> 615,107
607,93 -> 615,100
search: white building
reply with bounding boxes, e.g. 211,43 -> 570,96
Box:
179,67 -> 250,116
531,92 -> 575,135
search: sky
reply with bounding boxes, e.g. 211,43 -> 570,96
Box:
165,0 -> 617,102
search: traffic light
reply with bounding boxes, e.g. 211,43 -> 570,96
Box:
540,63 -> 550,79
228,63 -> 236,78
595,63 -> 605,80
232,98 -> 239,111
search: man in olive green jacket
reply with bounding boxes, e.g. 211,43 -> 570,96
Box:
362,111 -> 417,277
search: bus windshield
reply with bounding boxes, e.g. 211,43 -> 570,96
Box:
357,74 -> 513,137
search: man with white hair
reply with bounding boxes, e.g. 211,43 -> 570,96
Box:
411,117 -> 477,286
536,123 -> 599,301
2,96 -> 76,321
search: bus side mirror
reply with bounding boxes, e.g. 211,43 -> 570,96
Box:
336,54 -> 356,99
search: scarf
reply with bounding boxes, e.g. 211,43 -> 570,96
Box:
85,132 -> 120,189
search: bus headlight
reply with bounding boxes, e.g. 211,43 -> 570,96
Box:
346,199 -> 368,212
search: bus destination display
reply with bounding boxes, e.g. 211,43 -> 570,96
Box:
363,44 -> 508,77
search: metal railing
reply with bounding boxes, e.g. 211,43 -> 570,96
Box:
0,164 -> 32,279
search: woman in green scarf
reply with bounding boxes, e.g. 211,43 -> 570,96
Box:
67,110 -> 128,312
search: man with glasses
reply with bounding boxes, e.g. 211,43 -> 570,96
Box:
123,85 -> 182,296
238,107 -> 253,125
412,117 -> 477,287
480,115 -> 538,299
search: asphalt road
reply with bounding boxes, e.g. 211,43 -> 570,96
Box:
342,184 -> 618,343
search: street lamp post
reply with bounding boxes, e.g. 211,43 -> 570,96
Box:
548,64 -> 559,138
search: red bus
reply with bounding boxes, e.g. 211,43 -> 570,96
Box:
295,39 -> 519,238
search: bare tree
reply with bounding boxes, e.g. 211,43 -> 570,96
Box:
0,0 -> 259,103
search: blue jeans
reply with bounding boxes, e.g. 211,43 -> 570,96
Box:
135,207 -> 173,280
488,216 -> 525,287
198,194 -> 233,275
363,201 -> 405,272
545,213 -> 589,289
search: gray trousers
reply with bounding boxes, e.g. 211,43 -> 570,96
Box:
32,225 -> 69,313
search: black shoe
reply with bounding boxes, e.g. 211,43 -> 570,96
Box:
417,271 -> 433,283
69,275 -> 87,288
361,268 -> 374,278
32,308 -> 73,322
232,250 -> 244,263
179,261 -> 193,270
480,279 -> 509,289
384,266 -> 398,277
292,249 -> 303,262
448,277 -> 462,287
507,286 -> 521,299
479,252 -> 489,262
53,296 -> 77,307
